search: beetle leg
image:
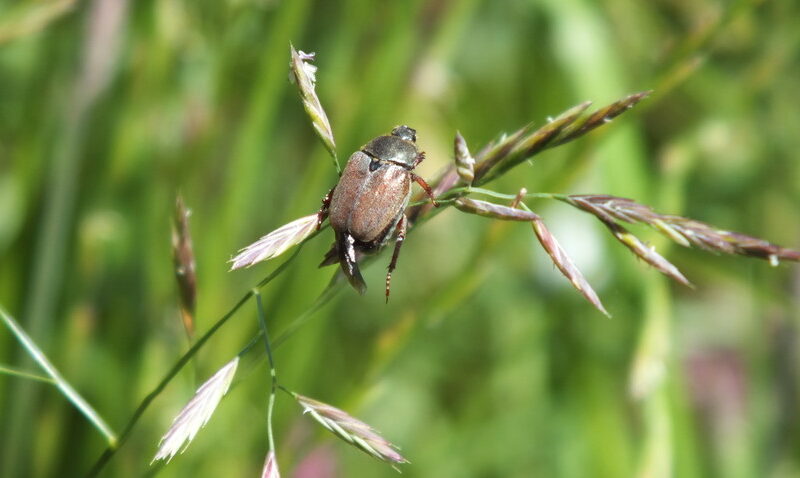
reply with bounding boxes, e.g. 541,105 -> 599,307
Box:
318,242 -> 339,267
411,173 -> 439,207
337,232 -> 367,295
411,151 -> 426,168
385,215 -> 408,303
316,187 -> 335,230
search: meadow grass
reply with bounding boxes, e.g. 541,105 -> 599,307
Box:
1,1 -> 799,477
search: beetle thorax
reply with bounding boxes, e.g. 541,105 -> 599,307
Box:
363,135 -> 418,168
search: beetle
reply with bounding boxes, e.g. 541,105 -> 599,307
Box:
315,125 -> 439,301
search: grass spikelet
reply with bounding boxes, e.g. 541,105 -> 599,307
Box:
530,218 -> 610,317
152,357 -> 239,464
553,91 -> 651,145
289,45 -> 339,173
293,393 -> 408,466
454,197 -> 540,222
565,195 -> 800,265
502,101 -> 593,165
565,195 -> 659,225
658,216 -> 800,264
261,450 -> 280,478
473,92 -> 650,185
472,125 -> 532,184
454,131 -> 475,185
230,214 -> 318,270
601,220 -> 692,287
172,195 -> 197,337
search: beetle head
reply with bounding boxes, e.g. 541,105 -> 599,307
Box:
391,125 -> 417,143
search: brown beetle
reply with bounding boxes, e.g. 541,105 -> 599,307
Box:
316,125 -> 438,301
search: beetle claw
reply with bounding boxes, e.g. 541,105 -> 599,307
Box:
316,187 -> 334,230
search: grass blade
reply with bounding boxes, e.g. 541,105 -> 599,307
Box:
0,305 -> 117,446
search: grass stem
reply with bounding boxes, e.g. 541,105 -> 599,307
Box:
0,364 -> 55,384
0,305 -> 117,446
253,290 -> 278,454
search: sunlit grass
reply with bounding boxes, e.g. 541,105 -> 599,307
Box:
1,1 -> 799,477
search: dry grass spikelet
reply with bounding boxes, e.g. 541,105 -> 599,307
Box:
566,194 -> 800,266
293,393 -> 408,466
289,45 -> 338,171
172,195 -> 197,336
260,450 -> 280,478
531,217 -> 610,317
152,357 -> 239,464
230,214 -> 319,270
454,131 -> 475,185
473,92 -> 651,185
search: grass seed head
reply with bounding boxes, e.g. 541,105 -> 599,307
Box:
454,197 -> 540,222
602,220 -> 692,287
261,450 -> 280,478
230,214 -> 319,270
454,131 -> 475,185
289,45 -> 338,169
152,357 -> 240,464
294,393 -> 408,466
566,194 -> 800,265
473,92 -> 650,185
531,217 -> 610,317
172,195 -> 197,337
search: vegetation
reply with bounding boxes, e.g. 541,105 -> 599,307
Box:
1,1 -> 799,477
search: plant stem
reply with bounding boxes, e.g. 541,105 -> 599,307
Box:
0,305 -> 117,446
468,187 -> 567,202
86,245 -> 304,477
0,364 -> 55,384
253,290 -> 278,454
219,276 -> 346,388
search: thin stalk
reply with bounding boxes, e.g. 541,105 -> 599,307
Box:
222,276 -> 346,386
253,290 -> 277,454
424,185 -> 566,203
467,187 -> 566,202
0,364 -> 55,384
0,305 -> 117,445
272,273 -> 344,348
86,245 -> 304,477
5,0 -> 128,473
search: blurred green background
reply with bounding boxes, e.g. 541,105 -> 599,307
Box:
1,0 -> 799,476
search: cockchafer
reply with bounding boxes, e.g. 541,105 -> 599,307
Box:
316,125 -> 438,301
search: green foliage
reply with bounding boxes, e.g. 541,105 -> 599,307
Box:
1,0 -> 799,477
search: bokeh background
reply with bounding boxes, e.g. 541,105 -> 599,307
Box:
1,0 -> 799,476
